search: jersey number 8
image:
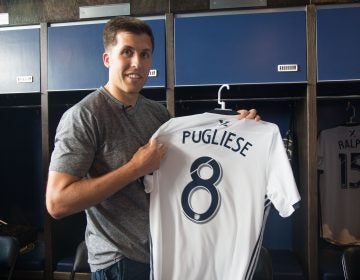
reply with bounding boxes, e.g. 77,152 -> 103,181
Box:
181,156 -> 222,223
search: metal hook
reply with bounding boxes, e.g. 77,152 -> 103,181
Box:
217,84 -> 230,110
346,102 -> 356,123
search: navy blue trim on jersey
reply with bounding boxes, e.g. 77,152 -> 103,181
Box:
293,201 -> 301,210
244,196 -> 272,280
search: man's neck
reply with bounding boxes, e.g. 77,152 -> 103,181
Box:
104,84 -> 139,107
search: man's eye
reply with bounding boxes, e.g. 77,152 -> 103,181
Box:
123,49 -> 133,57
141,52 -> 151,59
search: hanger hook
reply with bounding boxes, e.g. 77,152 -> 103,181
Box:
218,84 -> 230,110
346,102 -> 356,123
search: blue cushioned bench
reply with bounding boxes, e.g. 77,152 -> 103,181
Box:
56,256 -> 75,272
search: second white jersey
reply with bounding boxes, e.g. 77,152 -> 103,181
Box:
317,125 -> 360,245
144,112 -> 300,280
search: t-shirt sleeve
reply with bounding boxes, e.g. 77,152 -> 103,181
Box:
266,125 -> 301,218
49,106 -> 97,178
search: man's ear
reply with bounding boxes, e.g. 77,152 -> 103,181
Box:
103,52 -> 110,68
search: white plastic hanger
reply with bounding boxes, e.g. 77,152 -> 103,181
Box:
217,84 -> 230,110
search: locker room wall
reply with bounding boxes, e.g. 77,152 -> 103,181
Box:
47,17 -> 166,91
4,0 -> 359,26
0,26 -> 42,229
7,2 -> 360,280
0,27 -> 40,94
315,5 -> 360,279
0,94 -> 42,228
0,24 -> 45,278
174,8 -> 307,86
316,5 -> 360,82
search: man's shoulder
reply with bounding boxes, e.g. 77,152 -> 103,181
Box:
140,95 -> 170,116
140,95 -> 164,107
76,88 -> 105,107
69,88 -> 107,112
60,89 -> 105,123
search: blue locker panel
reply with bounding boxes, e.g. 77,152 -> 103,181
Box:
317,4 -> 360,82
175,9 -> 307,86
48,22 -> 106,91
48,18 -> 165,91
0,27 -> 40,93
147,19 -> 166,88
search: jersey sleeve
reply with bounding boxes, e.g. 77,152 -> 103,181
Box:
266,125 -> 301,217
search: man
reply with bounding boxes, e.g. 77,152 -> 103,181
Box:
46,16 -> 260,280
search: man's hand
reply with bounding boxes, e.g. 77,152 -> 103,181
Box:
237,109 -> 261,121
130,139 -> 167,177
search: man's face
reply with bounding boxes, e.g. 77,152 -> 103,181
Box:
103,31 -> 153,96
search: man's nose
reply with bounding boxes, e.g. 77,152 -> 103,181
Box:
131,54 -> 141,68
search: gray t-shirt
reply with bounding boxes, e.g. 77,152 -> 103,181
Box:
49,87 -> 171,271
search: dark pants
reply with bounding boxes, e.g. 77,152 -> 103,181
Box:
91,258 -> 150,280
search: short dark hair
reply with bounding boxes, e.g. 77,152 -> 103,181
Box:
103,16 -> 155,52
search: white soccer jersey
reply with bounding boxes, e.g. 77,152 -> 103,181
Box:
317,125 -> 360,245
144,112 -> 300,280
